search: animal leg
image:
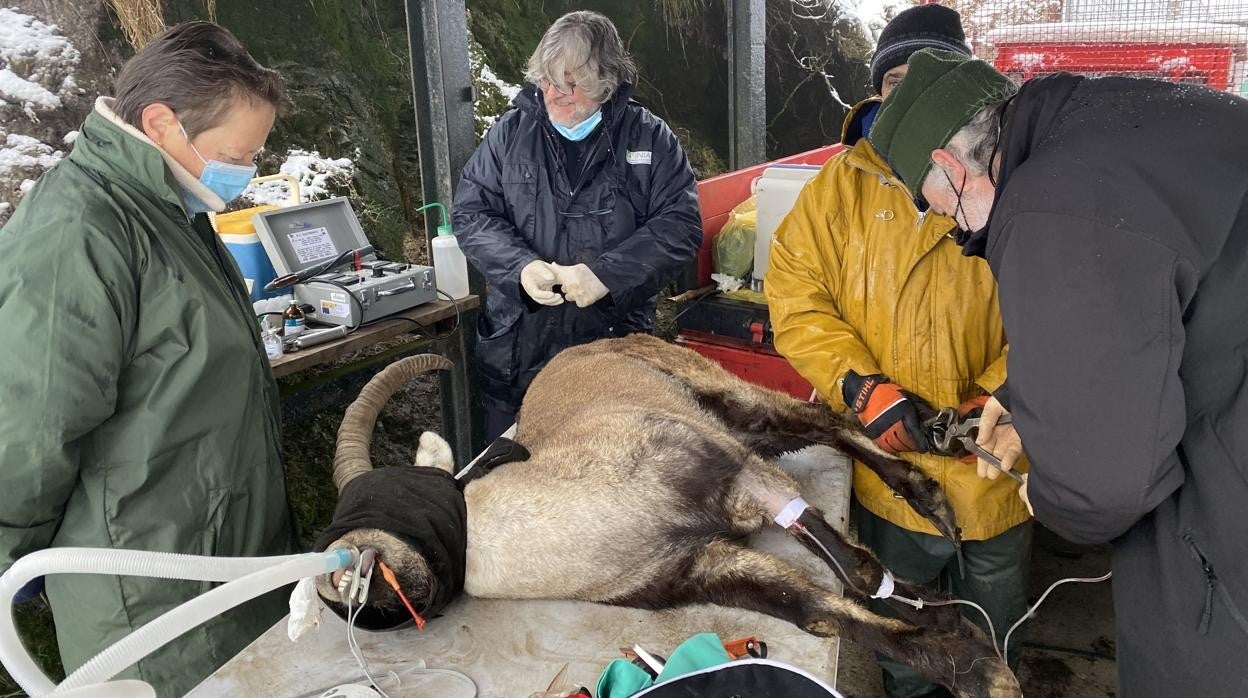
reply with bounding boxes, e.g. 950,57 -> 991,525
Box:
730,461 -> 962,633
640,541 -> 1019,698
602,411 -> 942,622
601,336 -> 957,545
719,444 -> 804,535
700,379 -> 958,548
790,504 -> 964,633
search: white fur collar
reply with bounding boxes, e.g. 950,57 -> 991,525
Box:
94,96 -> 226,212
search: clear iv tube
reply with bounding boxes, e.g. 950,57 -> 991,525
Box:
0,548 -> 352,696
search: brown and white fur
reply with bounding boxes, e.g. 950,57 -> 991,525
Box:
317,335 -> 1020,697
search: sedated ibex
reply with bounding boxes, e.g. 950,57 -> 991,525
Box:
314,334 -> 1020,697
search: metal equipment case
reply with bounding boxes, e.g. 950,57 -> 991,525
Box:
252,198 -> 437,327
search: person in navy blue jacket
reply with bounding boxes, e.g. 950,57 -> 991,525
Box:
453,10 -> 702,440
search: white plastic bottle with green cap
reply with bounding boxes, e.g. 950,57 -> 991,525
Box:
419,202 -> 469,300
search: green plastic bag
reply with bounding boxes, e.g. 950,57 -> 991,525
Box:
596,633 -> 734,698
713,196 -> 757,279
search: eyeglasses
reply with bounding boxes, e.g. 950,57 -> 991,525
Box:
177,117 -> 264,166
539,78 -> 577,96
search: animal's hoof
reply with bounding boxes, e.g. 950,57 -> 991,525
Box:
950,653 -> 1021,698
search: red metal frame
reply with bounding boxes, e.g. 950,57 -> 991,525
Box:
677,332 -> 815,401
995,43 -> 1239,90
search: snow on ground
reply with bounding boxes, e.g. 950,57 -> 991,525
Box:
0,132 -> 63,171
243,149 -> 356,205
0,131 -> 64,199
480,64 -> 520,102
1065,0 -> 1248,23
0,67 -> 61,113
987,20 -> 1248,45
1010,52 -> 1049,70
0,8 -> 81,117
471,44 -> 521,131
1,8 -> 80,221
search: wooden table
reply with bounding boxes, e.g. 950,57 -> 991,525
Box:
189,446 -> 851,698
269,297 -> 477,377
271,296 -> 480,466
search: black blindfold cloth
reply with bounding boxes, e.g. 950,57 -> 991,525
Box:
315,466 -> 467,630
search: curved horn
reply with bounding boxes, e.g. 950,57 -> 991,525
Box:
333,354 -> 454,492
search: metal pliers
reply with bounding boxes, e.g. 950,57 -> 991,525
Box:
925,407 -> 1024,484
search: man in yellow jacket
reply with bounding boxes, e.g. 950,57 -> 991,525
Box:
765,6 -> 1031,697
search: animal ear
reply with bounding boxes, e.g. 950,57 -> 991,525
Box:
415,431 -> 454,473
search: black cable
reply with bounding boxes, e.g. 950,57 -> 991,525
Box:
264,246 -> 374,293
356,289 -> 462,341
305,247 -> 370,284
364,316 -> 437,340
434,289 -> 463,337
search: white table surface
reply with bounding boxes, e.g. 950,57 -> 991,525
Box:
189,446 -> 852,698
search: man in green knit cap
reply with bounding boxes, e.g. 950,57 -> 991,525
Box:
0,22 -> 298,694
871,48 -> 1248,697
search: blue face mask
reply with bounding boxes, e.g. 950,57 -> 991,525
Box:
552,109 -> 602,141
179,123 -> 257,208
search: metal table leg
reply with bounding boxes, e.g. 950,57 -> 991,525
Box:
436,309 -> 478,469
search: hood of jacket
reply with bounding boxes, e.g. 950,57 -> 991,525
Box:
965,73 -> 1082,258
839,97 -> 884,148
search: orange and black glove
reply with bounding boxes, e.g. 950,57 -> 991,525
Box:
952,394 -> 990,462
841,371 -> 933,454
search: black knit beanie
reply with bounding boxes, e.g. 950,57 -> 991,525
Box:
870,4 -> 970,94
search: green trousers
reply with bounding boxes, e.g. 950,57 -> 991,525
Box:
854,499 -> 1032,698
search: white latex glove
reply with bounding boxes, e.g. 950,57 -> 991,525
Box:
551,262 -> 609,308
287,577 -> 324,641
1018,472 -> 1034,516
520,260 -> 564,306
975,396 -> 1025,480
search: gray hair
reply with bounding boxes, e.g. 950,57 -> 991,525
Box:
113,21 -> 286,138
922,100 -> 1006,191
524,11 -> 637,104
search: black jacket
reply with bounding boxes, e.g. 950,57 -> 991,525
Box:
982,73 -> 1248,696
453,84 -> 702,406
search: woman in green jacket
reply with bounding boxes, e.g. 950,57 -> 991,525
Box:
0,22 -> 297,694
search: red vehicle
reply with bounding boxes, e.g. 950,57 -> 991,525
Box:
986,21 -> 1248,92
